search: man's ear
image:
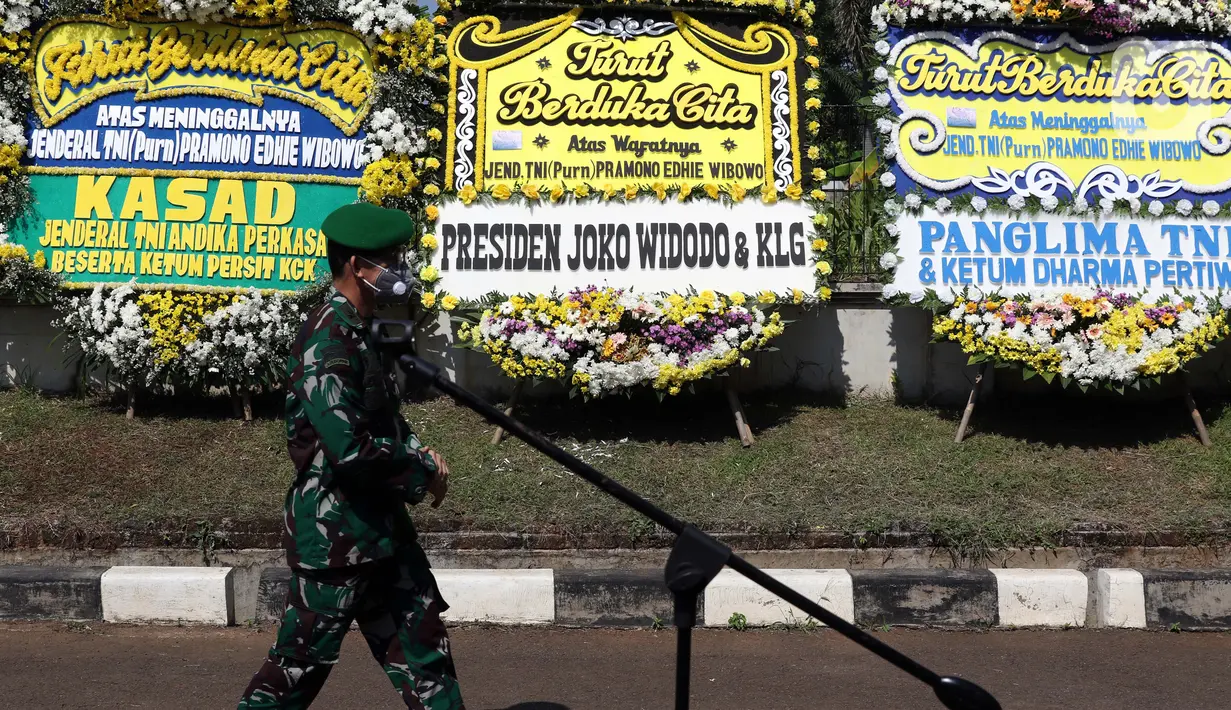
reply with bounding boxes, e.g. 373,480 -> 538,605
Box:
347,255 -> 359,277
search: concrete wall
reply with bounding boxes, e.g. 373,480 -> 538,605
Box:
0,305 -> 78,392
9,293 -> 1231,405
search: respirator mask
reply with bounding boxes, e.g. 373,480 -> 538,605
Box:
357,256 -> 414,305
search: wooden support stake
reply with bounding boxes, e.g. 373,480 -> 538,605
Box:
490,381 -> 525,445
954,364 -> 986,444
125,385 -> 136,420
726,387 -> 755,448
242,391 -> 253,423
1186,388 -> 1212,447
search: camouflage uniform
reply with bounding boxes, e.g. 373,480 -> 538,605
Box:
239,292 -> 464,710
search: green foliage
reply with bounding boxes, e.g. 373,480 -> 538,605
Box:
728,612 -> 749,631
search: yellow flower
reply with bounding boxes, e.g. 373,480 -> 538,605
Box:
730,291 -> 747,305
808,120 -> 819,134
602,184 -> 617,199
624,184 -> 638,200
813,213 -> 830,227
703,183 -> 720,199
804,77 -> 820,90
550,185 -> 565,202
574,184 -> 590,198
805,55 -> 819,69
812,168 -> 827,181
757,290 -> 776,304
458,184 -> 478,204
812,238 -> 828,251
419,265 -> 440,282
491,183 -> 512,200
806,35 -> 818,47
805,97 -> 821,110
32,250 -> 47,269
785,183 -> 803,200
811,189 -> 826,201
678,183 -> 693,201
421,292 -> 437,308
424,184 -> 441,196
441,294 -> 460,311
1079,301 -> 1098,317
816,260 -> 832,275
729,184 -> 747,202
652,182 -> 668,201
421,234 -> 438,250
762,189 -> 778,205
433,15 -> 448,25
820,287 -> 832,300
522,183 -> 541,200
426,128 -> 442,142
425,205 -> 439,221
431,103 -> 445,114
425,157 -> 441,170
806,146 -> 820,160
792,288 -> 805,304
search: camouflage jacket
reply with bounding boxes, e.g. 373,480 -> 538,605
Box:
282,291 -> 437,570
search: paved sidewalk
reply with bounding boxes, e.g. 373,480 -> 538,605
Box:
1,622 -> 1228,708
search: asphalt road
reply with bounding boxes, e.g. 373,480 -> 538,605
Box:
1,622 -> 1228,709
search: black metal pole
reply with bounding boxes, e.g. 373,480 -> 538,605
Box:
675,625 -> 692,710
391,351 -> 1001,710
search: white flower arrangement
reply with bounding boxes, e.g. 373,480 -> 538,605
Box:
186,290 -> 302,386
935,196 -> 951,212
1149,200 -> 1165,216
154,0 -> 234,23
936,290 -> 1231,387
1204,200 -> 1222,217
904,193 -> 922,209
2,0 -> 39,33
0,97 -> 28,148
1007,194 -> 1026,210
884,198 -> 903,217
1040,195 -> 1059,212
873,67 -> 890,82
970,196 -> 987,213
342,0 -> 423,36
364,107 -> 425,163
879,252 -> 900,270
875,39 -> 892,55
873,92 -> 892,108
880,172 -> 896,188
876,117 -> 895,135
1073,197 -> 1090,213
57,282 -> 154,387
1177,199 -> 1194,216
876,0 -> 1231,34
459,288 -> 787,398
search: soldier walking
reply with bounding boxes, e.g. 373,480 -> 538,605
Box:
239,203 -> 464,709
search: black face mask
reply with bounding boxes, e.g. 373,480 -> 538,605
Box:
357,256 -> 414,305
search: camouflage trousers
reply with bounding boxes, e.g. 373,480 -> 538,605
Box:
238,545 -> 464,709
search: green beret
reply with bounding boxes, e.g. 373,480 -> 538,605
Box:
322,203 -> 415,251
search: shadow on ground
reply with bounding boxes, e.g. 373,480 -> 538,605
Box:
929,383 -> 1230,448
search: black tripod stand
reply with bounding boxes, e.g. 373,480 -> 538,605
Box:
375,324 -> 1000,710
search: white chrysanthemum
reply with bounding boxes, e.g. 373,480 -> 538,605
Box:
155,0 -> 233,23
880,172 -> 896,188
904,194 -> 922,209
909,290 -> 925,304
1204,200 -> 1222,216
1148,200 -> 1165,216
364,107 -> 426,163
1177,199 -> 1194,216
1040,195 -> 1059,212
873,92 -> 892,108
342,0 -> 423,36
883,284 -> 902,299
879,252 -> 899,270
874,67 -> 890,83
876,118 -> 894,135
971,196 -> 987,212
1073,197 -> 1089,213
935,197 -> 952,212
2,0 -> 39,33
875,40 -> 892,56
1007,194 -> 1026,210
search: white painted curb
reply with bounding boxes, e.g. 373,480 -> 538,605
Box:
990,568 -> 1087,628
101,566 -> 234,625
703,569 -> 854,627
436,569 -> 555,624
1095,569 -> 1147,629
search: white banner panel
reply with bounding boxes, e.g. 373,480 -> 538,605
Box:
433,199 -> 814,298
889,209 -> 1231,300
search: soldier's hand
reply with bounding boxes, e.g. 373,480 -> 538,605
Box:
423,448 -> 449,508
